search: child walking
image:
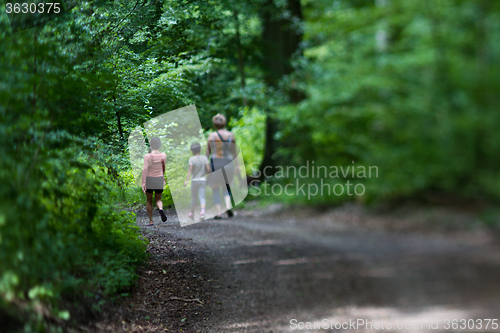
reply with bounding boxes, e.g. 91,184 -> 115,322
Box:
141,137 -> 168,226
184,142 -> 210,220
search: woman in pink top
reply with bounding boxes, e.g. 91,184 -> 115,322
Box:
141,137 -> 168,226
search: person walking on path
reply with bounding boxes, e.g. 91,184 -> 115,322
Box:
142,137 -> 168,226
206,114 -> 240,219
184,142 -> 211,220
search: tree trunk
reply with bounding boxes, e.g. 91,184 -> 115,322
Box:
113,95 -> 124,141
116,111 -> 124,141
234,10 -> 247,107
32,31 -> 37,115
259,0 -> 303,177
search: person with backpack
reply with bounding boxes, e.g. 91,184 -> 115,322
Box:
206,114 -> 239,219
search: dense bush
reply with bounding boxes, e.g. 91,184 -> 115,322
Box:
0,126 -> 147,327
229,107 -> 266,173
0,12 -> 148,328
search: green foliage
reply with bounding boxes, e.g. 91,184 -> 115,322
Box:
279,0 -> 500,203
0,131 -> 148,310
119,169 -> 160,208
3,0 -> 500,328
0,0 -> 267,328
0,8 -> 148,330
229,107 -> 266,174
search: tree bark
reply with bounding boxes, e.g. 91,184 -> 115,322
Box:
33,30 -> 37,115
234,10 -> 247,107
116,111 -> 124,141
259,0 -> 303,177
113,95 -> 124,141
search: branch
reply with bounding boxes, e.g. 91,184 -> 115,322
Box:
169,296 -> 203,304
95,0 -> 158,41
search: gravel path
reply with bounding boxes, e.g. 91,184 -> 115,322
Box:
96,205 -> 500,332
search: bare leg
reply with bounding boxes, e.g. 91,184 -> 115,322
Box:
155,192 -> 163,210
146,192 -> 153,223
156,192 -> 167,222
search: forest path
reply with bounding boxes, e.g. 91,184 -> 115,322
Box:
97,206 -> 500,332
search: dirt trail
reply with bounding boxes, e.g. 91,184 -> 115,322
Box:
96,204 -> 500,332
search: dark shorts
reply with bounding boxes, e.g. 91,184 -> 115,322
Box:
146,189 -> 163,194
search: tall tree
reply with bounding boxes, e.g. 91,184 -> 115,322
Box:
259,0 -> 303,176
